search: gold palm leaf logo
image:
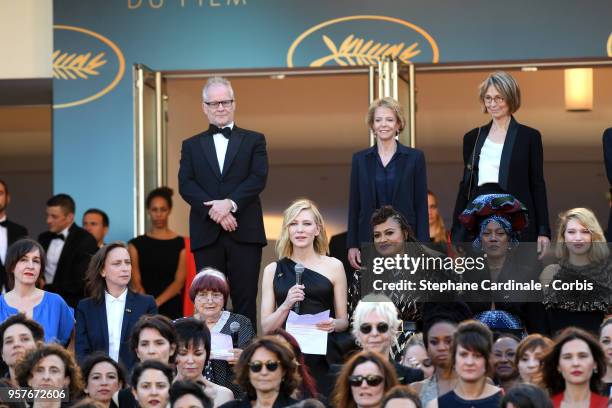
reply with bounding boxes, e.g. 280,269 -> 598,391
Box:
52,50 -> 107,80
608,33 -> 612,57
311,34 -> 421,67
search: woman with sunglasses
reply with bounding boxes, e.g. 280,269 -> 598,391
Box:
331,350 -> 398,408
352,297 -> 423,385
219,336 -> 300,408
426,320 -> 501,408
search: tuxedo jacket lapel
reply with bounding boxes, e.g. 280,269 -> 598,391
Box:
390,151 -> 408,204
366,148 -> 377,205
97,300 -> 110,348
55,224 -> 77,281
120,291 -> 135,347
199,132 -> 222,180
222,127 -> 244,177
498,117 -> 518,191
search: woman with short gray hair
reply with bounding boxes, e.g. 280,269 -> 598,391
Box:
352,296 -> 423,385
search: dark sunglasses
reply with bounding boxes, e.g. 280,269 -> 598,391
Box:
359,322 -> 389,335
348,374 -> 384,387
248,360 -> 280,373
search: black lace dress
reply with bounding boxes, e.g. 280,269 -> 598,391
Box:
543,259 -> 612,335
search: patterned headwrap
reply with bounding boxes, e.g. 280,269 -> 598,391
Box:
458,194 -> 528,249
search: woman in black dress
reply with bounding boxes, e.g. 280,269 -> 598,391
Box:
129,187 -> 186,319
540,208 -> 612,336
451,71 -> 550,258
260,198 -> 348,398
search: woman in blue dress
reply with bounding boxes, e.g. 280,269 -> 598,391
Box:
0,239 -> 74,345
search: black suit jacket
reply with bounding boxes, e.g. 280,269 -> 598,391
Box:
75,291 -> 157,372
178,126 -> 268,251
38,224 -> 99,308
347,142 -> 429,247
0,219 -> 28,290
451,117 -> 550,241
603,128 -> 612,241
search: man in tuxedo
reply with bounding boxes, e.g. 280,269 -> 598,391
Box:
38,194 -> 99,308
0,179 -> 28,291
83,208 -> 109,248
604,127 -> 612,241
178,76 -> 268,327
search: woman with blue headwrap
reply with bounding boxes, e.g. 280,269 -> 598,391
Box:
458,194 -> 543,336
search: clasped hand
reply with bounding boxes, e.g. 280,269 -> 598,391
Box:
205,199 -> 237,232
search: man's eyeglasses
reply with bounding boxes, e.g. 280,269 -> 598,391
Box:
348,374 -> 384,387
248,360 -> 280,373
483,95 -> 504,105
204,100 -> 234,108
359,322 -> 389,335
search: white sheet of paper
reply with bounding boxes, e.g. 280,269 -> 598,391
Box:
285,309 -> 330,355
210,332 -> 234,360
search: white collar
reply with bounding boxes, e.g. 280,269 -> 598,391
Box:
105,288 -> 128,302
59,224 -> 72,238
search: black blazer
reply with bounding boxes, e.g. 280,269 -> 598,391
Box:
451,117 -> 550,241
603,128 -> 612,186
178,126 -> 268,251
75,290 -> 157,372
0,219 -> 28,290
38,224 -> 99,308
602,128 -> 612,241
219,394 -> 298,408
347,142 -> 429,247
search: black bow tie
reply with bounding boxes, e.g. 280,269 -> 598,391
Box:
51,233 -> 65,241
208,124 -> 232,139
0,220 -> 7,227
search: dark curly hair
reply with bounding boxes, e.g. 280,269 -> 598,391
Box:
146,187 -> 174,209
15,343 -> 84,398
331,351 -> 398,408
234,336 -> 300,400
540,327 -> 606,395
370,206 -> 416,242
272,328 -> 318,399
0,313 -> 44,346
81,352 -> 127,391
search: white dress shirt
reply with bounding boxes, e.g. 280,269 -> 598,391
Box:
105,288 -> 128,362
0,216 -> 7,265
478,137 -> 504,186
45,225 -> 70,284
212,122 -> 234,173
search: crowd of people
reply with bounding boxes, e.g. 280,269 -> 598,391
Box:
0,71 -> 612,408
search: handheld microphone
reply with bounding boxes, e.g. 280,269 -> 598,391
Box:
293,263 -> 305,314
230,321 -> 240,348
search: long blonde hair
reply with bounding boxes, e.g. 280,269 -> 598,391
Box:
275,198 -> 329,259
555,207 -> 609,262
428,190 -> 447,243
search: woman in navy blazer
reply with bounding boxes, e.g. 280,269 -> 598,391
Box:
76,242 -> 157,371
347,97 -> 429,270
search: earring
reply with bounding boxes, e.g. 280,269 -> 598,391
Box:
594,367 -> 598,374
